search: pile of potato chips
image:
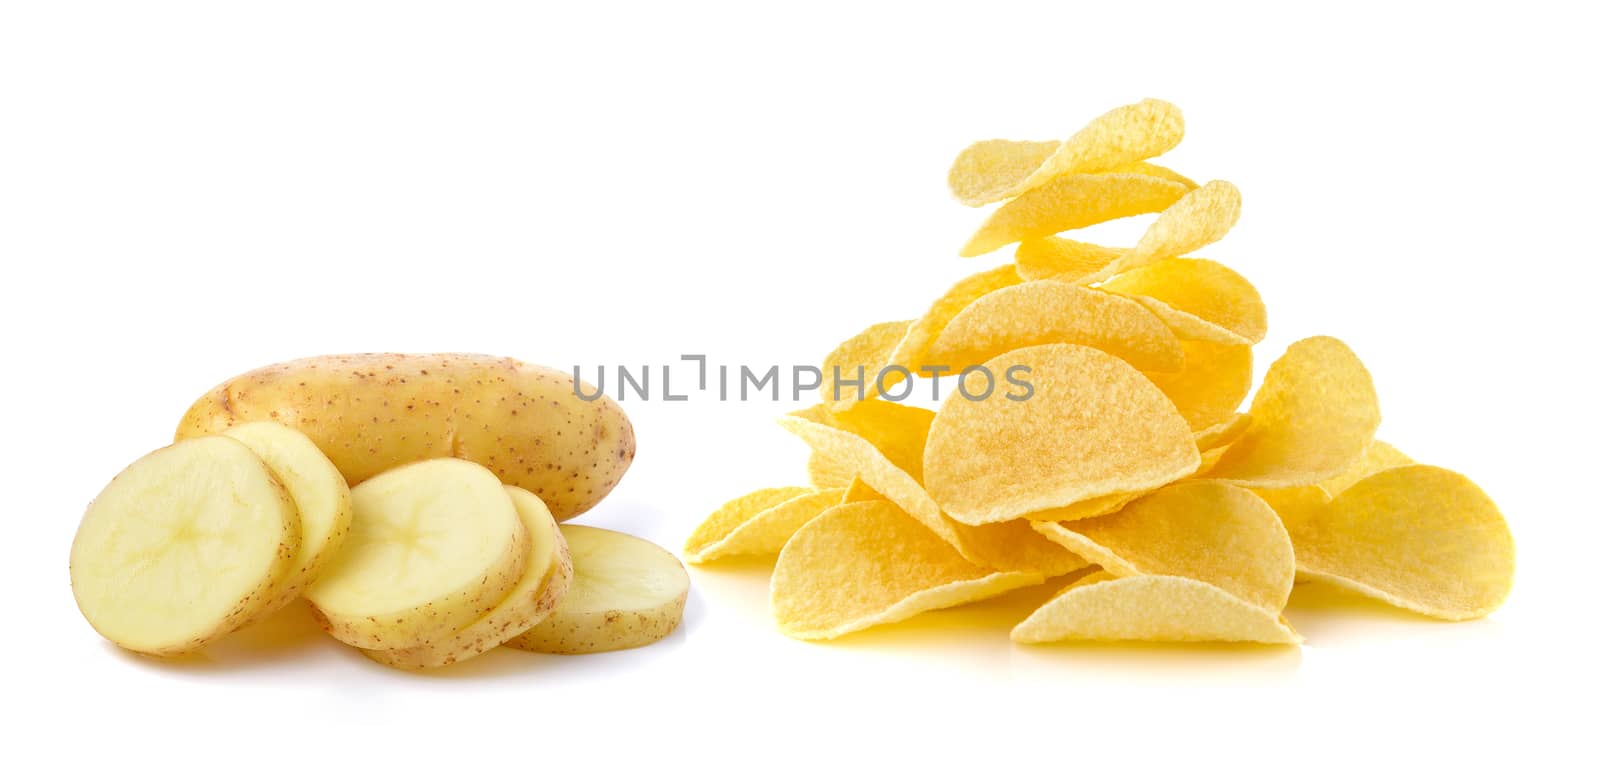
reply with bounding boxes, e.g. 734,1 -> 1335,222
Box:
686,99 -> 1514,644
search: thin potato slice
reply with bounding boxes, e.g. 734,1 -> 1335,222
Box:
1014,237 -> 1123,284
1125,180 -> 1243,269
927,280 -> 1185,373
221,422 -> 353,615
1317,440 -> 1413,497
1278,465 -> 1514,620
803,400 -> 935,481
888,264 -> 1022,381
1012,572 -> 1301,644
1142,341 -> 1254,431
364,487 -> 573,669
1030,481 -> 1295,611
305,459 -> 529,650
1023,490 -> 1145,522
924,344 -> 1200,526
806,452 -> 854,489
685,487 -> 845,563
506,526 -> 688,654
1101,258 -> 1267,345
1205,336 -> 1381,488
70,437 -> 301,656
820,320 -> 912,409
948,139 -> 1063,208
1195,412 -> 1252,451
772,499 -> 1043,639
683,486 -> 812,562
960,172 -> 1191,257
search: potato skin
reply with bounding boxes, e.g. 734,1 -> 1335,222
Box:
175,353 -> 634,521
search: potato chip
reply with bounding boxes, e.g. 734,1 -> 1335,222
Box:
841,476 -> 880,503
1101,258 -> 1267,345
1194,412 -> 1252,451
775,414 -> 1086,575
684,487 -> 845,564
1142,341 -> 1253,431
772,499 -> 1044,639
947,139 -> 1063,208
926,280 -> 1185,373
886,264 -> 1022,383
1102,161 -> 1196,190
1030,481 -> 1295,611
1011,572 -> 1301,644
806,452 -> 853,489
1016,99 -> 1186,194
1014,237 -> 1123,283
1316,440 -> 1413,498
1124,180 -> 1242,269
924,343 -> 1200,525
796,399 -> 934,481
1022,490 -> 1144,522
1204,336 -> 1381,488
820,320 -> 912,409
1280,465 -> 1514,620
959,173 -> 1191,257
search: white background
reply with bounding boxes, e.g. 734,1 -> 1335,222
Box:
2,1 -> 1595,753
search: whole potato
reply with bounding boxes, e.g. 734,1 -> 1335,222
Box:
175,353 -> 634,521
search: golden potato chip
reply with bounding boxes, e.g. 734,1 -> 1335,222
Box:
806,452 -> 853,489
1016,99 -> 1186,194
1014,237 -> 1123,283
1100,258 -> 1267,345
1317,440 -> 1413,498
1011,572 -> 1301,644
887,264 -> 1022,382
1205,336 -> 1380,488
1030,481 -> 1295,611
1102,161 -> 1196,190
1280,465 -> 1514,620
1194,412 -> 1252,451
820,320 -> 913,409
841,476 -> 880,503
1022,490 -> 1144,522
1124,180 -> 1242,269
924,343 -> 1200,525
772,499 -> 1044,639
1142,341 -> 1253,431
775,415 -> 1085,575
796,400 -> 934,481
959,173 -> 1191,258
684,487 -> 845,564
926,281 -> 1184,373
947,139 -> 1062,208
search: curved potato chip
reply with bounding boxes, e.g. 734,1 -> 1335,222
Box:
1205,336 -> 1381,488
772,499 -> 1044,639
806,452 -> 853,489
924,343 -> 1200,526
926,280 -> 1184,373
959,173 -> 1190,257
1030,481 -> 1295,611
796,400 -> 934,481
1282,465 -> 1514,620
1023,490 -> 1144,522
1016,100 -> 1186,194
820,320 -> 913,409
775,415 -> 1085,575
1125,180 -> 1242,269
888,264 -> 1022,382
947,139 -> 1062,208
1012,572 -> 1301,644
684,487 -> 845,563
1101,258 -> 1267,344
1014,237 -> 1123,284
841,476 -> 880,503
1142,341 -> 1253,431
1195,413 -> 1252,451
1317,440 -> 1413,498
1102,161 -> 1196,190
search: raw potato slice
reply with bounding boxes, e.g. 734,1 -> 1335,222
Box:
1030,481 -> 1295,611
1014,237 -> 1123,284
70,437 -> 301,656
775,415 -> 1086,576
888,264 -> 1022,381
923,344 -> 1200,526
820,320 -> 912,410
506,526 -> 688,654
685,487 -> 844,563
1100,258 -> 1267,344
1316,440 -> 1413,497
959,172 -> 1191,257
772,499 -> 1043,639
221,422 -> 353,615
305,459 -> 529,650
927,280 -> 1185,373
1277,465 -> 1514,620
1142,341 -> 1254,431
365,487 -> 573,669
1205,336 -> 1381,488
1012,572 -> 1301,644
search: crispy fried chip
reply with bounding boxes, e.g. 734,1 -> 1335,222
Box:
924,343 -> 1200,525
1016,99 -> 1186,195
1103,161 -> 1196,189
927,281 -> 1184,372
1316,440 -> 1413,497
772,499 -> 1044,639
684,487 -> 845,563
775,415 -> 1085,575
1030,481 -> 1294,611
885,264 -> 1022,386
1014,237 -> 1123,283
841,476 -> 880,503
1143,341 -> 1253,431
1023,490 -> 1144,522
806,452 -> 853,489
1101,258 -> 1267,344
820,320 -> 913,409
1011,572 -> 1301,644
1278,465 -> 1514,620
797,400 -> 934,481
1205,336 -> 1380,488
1195,413 -> 1252,451
1125,180 -> 1243,269
947,139 -> 1063,208
959,173 -> 1191,257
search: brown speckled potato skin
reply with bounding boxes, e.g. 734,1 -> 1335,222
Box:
504,592 -> 686,655
174,353 -> 635,521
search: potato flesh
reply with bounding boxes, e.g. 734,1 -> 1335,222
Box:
221,422 -> 352,615
306,459 -> 529,649
506,525 -> 688,654
70,437 -> 300,655
174,353 -> 635,522
363,486 -> 573,669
